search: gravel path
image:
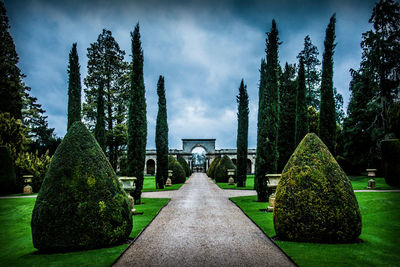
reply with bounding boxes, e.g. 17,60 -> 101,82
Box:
114,173 -> 294,267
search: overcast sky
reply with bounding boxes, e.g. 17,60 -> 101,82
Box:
4,0 -> 378,149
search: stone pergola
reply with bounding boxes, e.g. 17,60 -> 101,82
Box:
144,139 -> 256,175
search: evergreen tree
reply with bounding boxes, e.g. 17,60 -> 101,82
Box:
295,58 -> 309,146
94,82 -> 106,152
278,63 -> 297,171
298,35 -> 321,109
255,20 -> 280,202
67,43 -> 82,130
319,14 -> 337,155
155,75 -> 168,190
83,29 -> 126,169
0,1 -> 23,119
360,0 -> 400,134
236,79 -> 249,187
22,88 -> 60,155
127,23 -> 147,204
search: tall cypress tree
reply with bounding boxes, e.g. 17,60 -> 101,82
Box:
295,58 -> 309,146
319,14 -> 337,154
67,43 -> 82,130
236,79 -> 249,187
94,82 -> 106,152
278,63 -> 297,171
127,23 -> 147,204
298,35 -> 321,109
0,1 -> 23,119
255,19 -> 280,202
155,75 -> 168,190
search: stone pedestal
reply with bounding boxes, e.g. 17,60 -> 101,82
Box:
118,176 -> 137,214
267,193 -> 276,212
228,177 -> 235,185
366,169 -> 377,189
165,178 -> 172,186
23,185 -> 32,194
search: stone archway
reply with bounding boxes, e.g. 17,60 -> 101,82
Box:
146,159 -> 155,175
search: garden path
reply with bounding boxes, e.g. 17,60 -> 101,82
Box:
114,173 -> 295,267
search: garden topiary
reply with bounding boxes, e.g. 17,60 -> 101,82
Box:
168,155 -> 186,184
214,155 -> 236,183
178,156 -> 191,178
206,157 -> 220,178
31,122 -> 132,252
0,146 -> 16,195
274,133 -> 361,243
382,139 -> 400,187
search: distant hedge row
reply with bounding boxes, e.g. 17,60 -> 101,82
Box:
207,155 -> 236,183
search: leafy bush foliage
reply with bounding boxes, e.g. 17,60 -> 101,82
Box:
206,157 -> 220,178
15,150 -> 52,192
214,155 -> 236,183
177,157 -> 191,177
0,112 -> 27,160
382,139 -> 400,187
31,122 -> 132,252
274,133 -> 361,243
168,155 -> 186,184
0,146 -> 16,195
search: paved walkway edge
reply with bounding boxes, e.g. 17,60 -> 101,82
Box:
229,198 -> 299,267
111,198 -> 172,266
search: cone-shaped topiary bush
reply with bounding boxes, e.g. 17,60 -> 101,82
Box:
168,155 -> 186,184
274,133 -> 361,243
178,157 -> 191,178
382,139 -> 400,187
207,157 -> 220,178
214,155 -> 236,183
0,146 -> 16,195
31,122 -> 132,252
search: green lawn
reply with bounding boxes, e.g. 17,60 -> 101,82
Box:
231,192 -> 400,266
349,176 -> 397,190
0,197 -> 169,266
215,175 -> 398,191
141,176 -> 186,192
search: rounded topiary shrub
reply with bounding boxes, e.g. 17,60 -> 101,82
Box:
31,122 -> 132,252
178,157 -> 191,178
382,139 -> 400,187
274,133 -> 361,243
0,146 -> 16,195
207,158 -> 220,178
214,155 -> 236,183
168,156 -> 186,184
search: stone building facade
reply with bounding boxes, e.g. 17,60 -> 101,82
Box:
144,139 -> 256,175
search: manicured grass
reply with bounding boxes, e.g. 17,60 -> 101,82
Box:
231,192 -> 400,267
142,175 -> 186,192
216,175 -> 254,190
349,176 -> 397,190
0,197 -> 169,266
215,175 -> 398,191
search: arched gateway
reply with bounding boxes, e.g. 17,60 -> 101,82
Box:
144,139 -> 256,174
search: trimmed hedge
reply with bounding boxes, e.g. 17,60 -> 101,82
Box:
168,155 -> 186,184
178,157 -> 191,177
382,139 -> 400,187
206,157 -> 220,178
214,155 -> 236,183
274,133 -> 361,243
31,122 -> 132,252
0,146 -> 16,195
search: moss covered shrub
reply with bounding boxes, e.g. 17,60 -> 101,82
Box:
274,133 -> 361,243
214,155 -> 236,183
0,146 -> 16,195
31,122 -> 132,252
382,139 -> 400,187
206,157 -> 220,178
178,156 -> 191,177
168,155 -> 186,184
